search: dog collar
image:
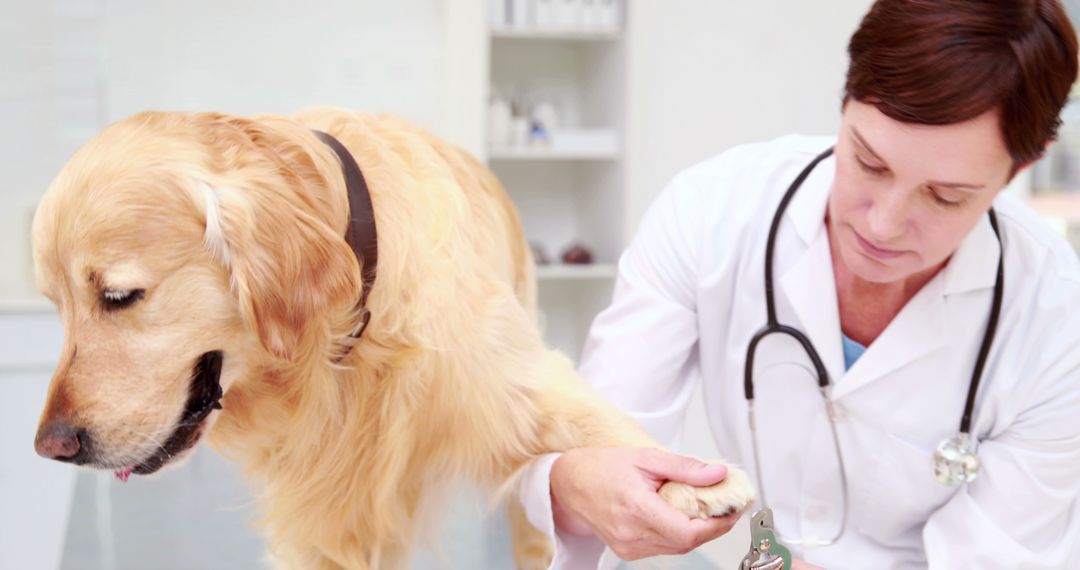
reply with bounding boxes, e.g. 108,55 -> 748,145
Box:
313,130 -> 377,341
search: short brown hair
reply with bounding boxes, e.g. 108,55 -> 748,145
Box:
845,0 -> 1079,168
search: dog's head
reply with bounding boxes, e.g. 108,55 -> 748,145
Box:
31,111 -> 362,478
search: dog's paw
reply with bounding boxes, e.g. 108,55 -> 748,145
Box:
658,463 -> 756,519
512,536 -> 553,570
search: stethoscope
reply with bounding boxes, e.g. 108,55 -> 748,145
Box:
741,146 -> 1004,551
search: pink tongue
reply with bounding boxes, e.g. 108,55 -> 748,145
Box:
114,467 -> 134,483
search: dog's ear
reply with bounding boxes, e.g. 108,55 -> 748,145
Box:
193,114 -> 363,362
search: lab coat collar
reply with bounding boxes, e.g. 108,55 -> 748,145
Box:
830,275 -> 948,399
780,230 -> 949,399
780,228 -> 847,385
787,150 -> 835,246
829,211 -> 1001,397
780,150 -> 846,384
940,213 -> 1002,296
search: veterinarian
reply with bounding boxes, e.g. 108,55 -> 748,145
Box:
518,1 -> 1080,568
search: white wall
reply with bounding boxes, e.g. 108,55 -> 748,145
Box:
624,1 -> 872,234
0,0 -> 486,303
0,0 -> 92,301
1,2 -> 493,568
0,312 -> 72,570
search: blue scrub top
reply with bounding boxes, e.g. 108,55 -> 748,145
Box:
842,332 -> 867,370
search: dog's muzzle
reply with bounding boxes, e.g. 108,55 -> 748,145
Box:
127,350 -> 224,476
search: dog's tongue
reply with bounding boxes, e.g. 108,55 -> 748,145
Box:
114,467 -> 134,483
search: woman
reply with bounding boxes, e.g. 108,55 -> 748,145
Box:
518,1 -> 1080,568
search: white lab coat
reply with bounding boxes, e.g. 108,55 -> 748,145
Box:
519,135 -> 1080,569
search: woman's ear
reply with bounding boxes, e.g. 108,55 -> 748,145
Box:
191,115 -> 362,362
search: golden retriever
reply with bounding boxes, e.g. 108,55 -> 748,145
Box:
30,107 -> 754,569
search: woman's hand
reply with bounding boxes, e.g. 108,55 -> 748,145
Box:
791,559 -> 826,570
550,447 -> 741,560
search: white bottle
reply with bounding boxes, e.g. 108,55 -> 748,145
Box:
530,100 -> 558,147
532,100 -> 559,131
488,95 -> 512,149
511,116 -> 530,148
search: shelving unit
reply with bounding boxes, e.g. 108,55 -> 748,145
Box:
490,29 -> 620,42
485,1 -> 628,358
488,147 -> 618,161
536,263 -> 618,280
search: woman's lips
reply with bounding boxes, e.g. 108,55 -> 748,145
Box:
854,230 -> 905,260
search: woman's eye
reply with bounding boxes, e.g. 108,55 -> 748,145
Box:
855,155 -> 888,176
101,288 -> 145,311
929,188 -> 964,209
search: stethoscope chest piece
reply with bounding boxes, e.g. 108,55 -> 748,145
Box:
932,432 -> 980,486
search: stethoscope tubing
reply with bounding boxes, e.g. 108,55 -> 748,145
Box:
741,145 -> 1005,546
742,146 -> 1003,437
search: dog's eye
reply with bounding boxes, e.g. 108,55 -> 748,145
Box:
101,288 -> 145,311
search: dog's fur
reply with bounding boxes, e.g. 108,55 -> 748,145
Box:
32,108 -> 754,569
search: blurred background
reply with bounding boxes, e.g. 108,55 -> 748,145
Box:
3,1 -> 1079,569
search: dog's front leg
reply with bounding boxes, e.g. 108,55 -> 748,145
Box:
267,543 -> 359,570
507,350 -> 755,568
508,498 -> 556,570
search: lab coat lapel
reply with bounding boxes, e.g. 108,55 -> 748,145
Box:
778,152 -> 847,385
780,233 -> 846,384
829,211 -> 999,399
830,277 -> 948,399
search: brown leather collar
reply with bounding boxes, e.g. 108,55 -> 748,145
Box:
313,130 -> 377,340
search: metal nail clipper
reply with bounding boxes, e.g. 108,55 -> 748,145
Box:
739,508 -> 792,570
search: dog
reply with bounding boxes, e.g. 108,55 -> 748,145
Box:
30,107 -> 754,569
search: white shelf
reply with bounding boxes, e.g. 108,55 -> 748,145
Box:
536,264 -> 617,280
487,1 -> 627,356
0,296 -> 55,314
488,147 -> 618,161
491,28 -> 621,41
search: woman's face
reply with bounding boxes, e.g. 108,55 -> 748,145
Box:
829,100 -> 1015,285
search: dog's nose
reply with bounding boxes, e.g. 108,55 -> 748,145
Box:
34,422 -> 87,462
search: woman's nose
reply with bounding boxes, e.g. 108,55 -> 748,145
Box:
865,190 -> 910,242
